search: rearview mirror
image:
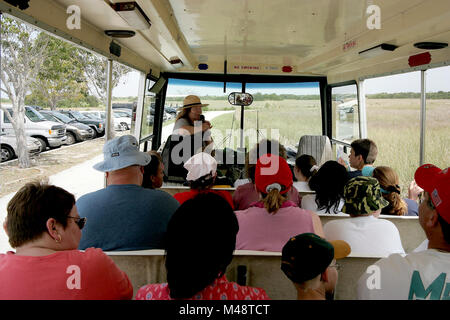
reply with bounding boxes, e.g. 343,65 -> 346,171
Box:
228,92 -> 253,106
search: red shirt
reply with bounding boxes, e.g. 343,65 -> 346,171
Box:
135,275 -> 269,300
0,248 -> 133,300
173,189 -> 234,209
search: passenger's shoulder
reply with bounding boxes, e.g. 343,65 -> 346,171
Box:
76,189 -> 103,202
81,247 -> 108,259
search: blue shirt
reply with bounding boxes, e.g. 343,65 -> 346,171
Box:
77,184 -> 179,251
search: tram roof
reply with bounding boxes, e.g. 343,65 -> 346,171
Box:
3,0 -> 450,82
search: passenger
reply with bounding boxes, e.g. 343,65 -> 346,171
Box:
173,152 -> 234,208
135,193 -> 269,300
281,233 -> 351,300
77,135 -> 179,251
372,166 -> 419,216
142,150 -> 164,189
293,154 -> 318,193
0,182 -> 133,300
357,164 -> 450,300
301,160 -> 349,214
235,154 -> 324,252
233,139 -> 301,210
323,176 -> 405,257
339,138 -> 378,179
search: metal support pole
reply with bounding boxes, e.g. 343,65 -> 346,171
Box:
105,59 -> 113,141
134,72 -> 146,141
103,60 -> 114,188
358,79 -> 367,138
239,83 -> 246,149
419,70 -> 427,165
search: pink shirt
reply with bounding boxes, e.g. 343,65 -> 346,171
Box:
0,248 -> 133,300
235,201 -> 314,252
233,182 -> 301,210
135,275 -> 269,300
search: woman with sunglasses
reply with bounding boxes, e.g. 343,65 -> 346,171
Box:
0,181 -> 133,300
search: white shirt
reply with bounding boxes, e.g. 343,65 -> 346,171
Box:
324,215 -> 405,257
293,181 -> 312,193
301,194 -> 344,215
357,249 -> 450,300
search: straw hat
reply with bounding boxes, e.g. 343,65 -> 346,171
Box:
180,95 -> 209,110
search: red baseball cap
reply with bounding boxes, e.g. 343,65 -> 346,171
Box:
255,154 -> 292,194
414,164 -> 449,223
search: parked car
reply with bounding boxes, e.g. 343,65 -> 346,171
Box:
0,132 -> 41,162
114,108 -> 132,117
59,110 -> 105,138
0,106 -> 66,152
81,110 -> 131,131
165,106 -> 177,115
39,110 -> 94,145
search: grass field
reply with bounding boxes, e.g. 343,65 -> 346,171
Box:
207,99 -> 322,149
366,99 -> 449,194
206,98 -> 449,195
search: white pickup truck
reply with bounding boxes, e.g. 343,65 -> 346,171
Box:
0,106 -> 66,152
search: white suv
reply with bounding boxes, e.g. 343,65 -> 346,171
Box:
0,106 -> 67,152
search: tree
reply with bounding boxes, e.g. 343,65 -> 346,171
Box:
30,34 -> 87,110
0,17 -> 50,168
75,50 -> 132,138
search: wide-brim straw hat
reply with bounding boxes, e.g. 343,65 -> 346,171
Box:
179,95 -> 209,110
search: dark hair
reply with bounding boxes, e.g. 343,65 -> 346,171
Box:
189,173 -> 215,190
295,154 -> 318,179
308,161 -> 349,214
142,151 -> 163,189
6,181 -> 75,248
436,210 -> 450,244
351,139 -> 378,164
165,193 -> 238,299
175,107 -> 193,125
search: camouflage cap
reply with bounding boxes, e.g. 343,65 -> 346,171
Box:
342,176 -> 389,215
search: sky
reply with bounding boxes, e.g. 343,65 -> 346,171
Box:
112,66 -> 450,97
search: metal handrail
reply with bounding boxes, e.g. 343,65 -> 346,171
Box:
139,134 -> 154,152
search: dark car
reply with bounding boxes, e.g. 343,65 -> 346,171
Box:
59,110 -> 105,138
165,106 -> 177,115
40,110 -> 95,145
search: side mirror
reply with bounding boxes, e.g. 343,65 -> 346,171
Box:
228,92 -> 253,106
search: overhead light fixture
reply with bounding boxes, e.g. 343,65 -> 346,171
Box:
104,30 -> 136,38
358,43 -> 398,58
113,2 -> 151,30
169,57 -> 184,68
414,42 -> 448,50
5,0 -> 30,10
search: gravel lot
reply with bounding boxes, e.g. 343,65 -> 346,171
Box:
0,136 -> 106,198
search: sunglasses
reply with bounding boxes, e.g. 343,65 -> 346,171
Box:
67,216 -> 87,230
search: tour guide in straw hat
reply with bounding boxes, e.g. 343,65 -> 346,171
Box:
172,95 -> 212,136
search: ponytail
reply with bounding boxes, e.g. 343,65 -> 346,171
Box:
382,184 -> 407,216
262,189 -> 286,214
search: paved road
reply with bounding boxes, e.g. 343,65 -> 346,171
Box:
0,110 -> 233,253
